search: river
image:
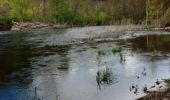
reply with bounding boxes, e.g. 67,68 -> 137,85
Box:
0,26 -> 170,100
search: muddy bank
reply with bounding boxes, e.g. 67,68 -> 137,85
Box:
11,22 -> 68,30
137,87 -> 170,100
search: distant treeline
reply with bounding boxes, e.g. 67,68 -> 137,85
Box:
0,0 -> 170,27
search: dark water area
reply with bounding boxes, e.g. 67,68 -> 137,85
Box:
0,26 -> 170,100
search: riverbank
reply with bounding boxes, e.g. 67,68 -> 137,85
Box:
136,88 -> 170,100
10,22 -> 144,31
136,80 -> 170,100
11,22 -> 69,30
9,22 -> 170,32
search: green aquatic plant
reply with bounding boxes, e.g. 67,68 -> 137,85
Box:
96,67 -> 115,86
102,67 -> 113,84
112,47 -> 122,54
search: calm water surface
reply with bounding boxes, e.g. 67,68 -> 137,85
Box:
0,26 -> 170,100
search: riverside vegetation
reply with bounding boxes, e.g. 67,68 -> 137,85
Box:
0,0 -> 170,30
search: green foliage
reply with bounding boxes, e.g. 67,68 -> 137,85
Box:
51,0 -> 74,24
8,0 -> 33,21
161,8 -> 170,27
96,10 -> 108,25
148,0 -> 161,19
0,0 -> 169,27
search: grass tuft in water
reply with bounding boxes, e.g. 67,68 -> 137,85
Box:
112,47 -> 122,54
96,67 -> 115,86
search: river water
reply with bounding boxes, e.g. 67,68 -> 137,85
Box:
0,26 -> 170,100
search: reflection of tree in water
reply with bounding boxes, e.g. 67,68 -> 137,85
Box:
0,33 -> 34,85
33,45 -> 71,69
30,45 -> 72,100
119,52 -> 126,64
120,35 -> 170,53
52,45 -> 71,70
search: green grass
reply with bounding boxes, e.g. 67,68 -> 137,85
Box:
112,47 -> 122,54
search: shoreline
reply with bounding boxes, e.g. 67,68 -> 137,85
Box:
10,22 -> 170,32
136,87 -> 170,100
10,22 -> 69,31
